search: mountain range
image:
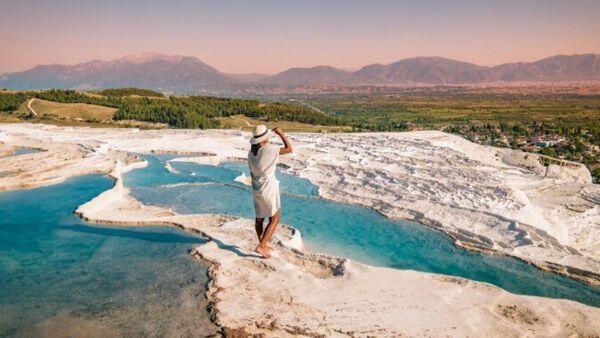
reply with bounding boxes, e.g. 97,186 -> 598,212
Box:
1,52 -> 599,93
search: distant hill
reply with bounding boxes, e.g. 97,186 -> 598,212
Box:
351,57 -> 489,85
0,53 -> 236,92
261,54 -> 600,86
490,54 -> 600,82
258,66 -> 352,87
1,53 -> 599,92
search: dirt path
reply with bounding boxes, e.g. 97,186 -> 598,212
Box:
27,98 -> 38,116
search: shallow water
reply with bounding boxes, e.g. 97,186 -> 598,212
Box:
125,155 -> 600,307
0,175 -> 217,337
6,147 -> 43,157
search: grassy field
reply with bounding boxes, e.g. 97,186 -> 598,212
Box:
1,96 -> 166,129
29,99 -> 117,122
305,94 -> 600,131
216,114 -> 352,132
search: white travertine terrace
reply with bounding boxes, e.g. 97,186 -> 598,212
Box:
1,123 -> 599,336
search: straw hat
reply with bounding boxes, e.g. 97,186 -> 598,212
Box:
250,125 -> 271,144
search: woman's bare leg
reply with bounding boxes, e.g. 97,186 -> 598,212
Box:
255,211 -> 280,258
255,218 -> 264,241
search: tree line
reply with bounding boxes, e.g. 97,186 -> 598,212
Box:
0,89 -> 340,129
0,92 -> 30,112
98,88 -> 164,98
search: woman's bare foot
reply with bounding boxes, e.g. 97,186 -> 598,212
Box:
255,245 -> 271,259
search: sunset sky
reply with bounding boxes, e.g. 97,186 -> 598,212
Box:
1,0 -> 599,74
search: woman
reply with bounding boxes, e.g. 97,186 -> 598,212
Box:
248,125 -> 292,258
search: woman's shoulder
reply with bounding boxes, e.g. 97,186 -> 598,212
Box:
266,144 -> 280,155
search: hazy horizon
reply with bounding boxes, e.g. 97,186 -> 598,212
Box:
1,0 -> 599,74
5,51 -> 600,77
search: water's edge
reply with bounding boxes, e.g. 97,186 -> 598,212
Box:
0,173 -> 219,336
4,148 -> 597,287
75,208 -> 226,332
85,155 -> 599,306
233,157 -> 600,286
314,192 -> 600,287
5,152 -> 598,310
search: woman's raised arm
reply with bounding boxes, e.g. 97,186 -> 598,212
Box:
273,128 -> 292,155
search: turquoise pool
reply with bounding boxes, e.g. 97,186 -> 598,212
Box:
0,175 -> 216,336
125,155 -> 600,307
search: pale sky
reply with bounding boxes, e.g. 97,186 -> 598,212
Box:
1,0 -> 599,74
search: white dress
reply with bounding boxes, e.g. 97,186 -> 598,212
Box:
248,144 -> 281,218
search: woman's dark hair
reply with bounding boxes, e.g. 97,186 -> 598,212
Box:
250,143 -> 262,156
